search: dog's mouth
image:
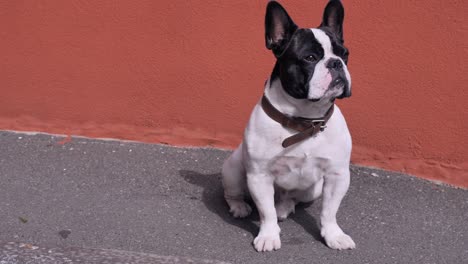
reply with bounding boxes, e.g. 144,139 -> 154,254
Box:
307,78 -> 349,102
332,78 -> 346,90
307,83 -> 347,102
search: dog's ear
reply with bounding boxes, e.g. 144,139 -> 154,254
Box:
321,0 -> 345,41
265,1 -> 298,58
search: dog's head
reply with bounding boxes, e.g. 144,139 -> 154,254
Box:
266,0 -> 351,102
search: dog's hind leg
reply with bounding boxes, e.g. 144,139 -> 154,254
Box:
222,144 -> 252,218
276,179 -> 324,220
275,190 -> 296,221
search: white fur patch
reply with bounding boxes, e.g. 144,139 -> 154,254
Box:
311,28 -> 334,56
308,28 -> 351,99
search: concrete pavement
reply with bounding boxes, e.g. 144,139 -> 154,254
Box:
0,131 -> 466,263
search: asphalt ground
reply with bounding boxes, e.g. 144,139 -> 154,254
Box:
0,131 -> 466,263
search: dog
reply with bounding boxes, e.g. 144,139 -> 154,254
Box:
221,0 -> 354,252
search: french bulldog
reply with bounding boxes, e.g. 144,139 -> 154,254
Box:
221,0 -> 355,252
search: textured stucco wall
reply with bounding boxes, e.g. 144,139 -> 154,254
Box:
0,1 -> 467,187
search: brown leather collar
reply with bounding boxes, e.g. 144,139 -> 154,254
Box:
261,95 -> 334,148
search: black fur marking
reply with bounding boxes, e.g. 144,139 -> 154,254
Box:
320,27 -> 349,65
270,29 -> 324,99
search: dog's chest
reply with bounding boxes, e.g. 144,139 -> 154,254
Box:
244,102 -> 351,190
268,154 -> 326,191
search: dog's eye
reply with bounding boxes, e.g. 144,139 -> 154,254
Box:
304,55 -> 318,62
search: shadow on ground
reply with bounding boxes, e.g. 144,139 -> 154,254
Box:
179,170 -> 259,237
179,170 -> 323,244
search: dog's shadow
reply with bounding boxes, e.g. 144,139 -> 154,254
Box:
179,170 -> 323,243
179,170 -> 259,236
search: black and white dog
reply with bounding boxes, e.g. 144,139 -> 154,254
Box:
222,0 -> 354,252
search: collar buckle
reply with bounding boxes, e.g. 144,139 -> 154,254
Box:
311,120 -> 327,131
305,119 -> 326,131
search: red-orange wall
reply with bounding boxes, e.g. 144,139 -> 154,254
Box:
0,1 -> 467,187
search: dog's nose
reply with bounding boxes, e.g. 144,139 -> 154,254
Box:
327,58 -> 343,70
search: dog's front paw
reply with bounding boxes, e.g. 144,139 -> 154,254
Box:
253,233 -> 281,252
322,227 -> 355,250
324,233 -> 355,250
227,200 -> 252,218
